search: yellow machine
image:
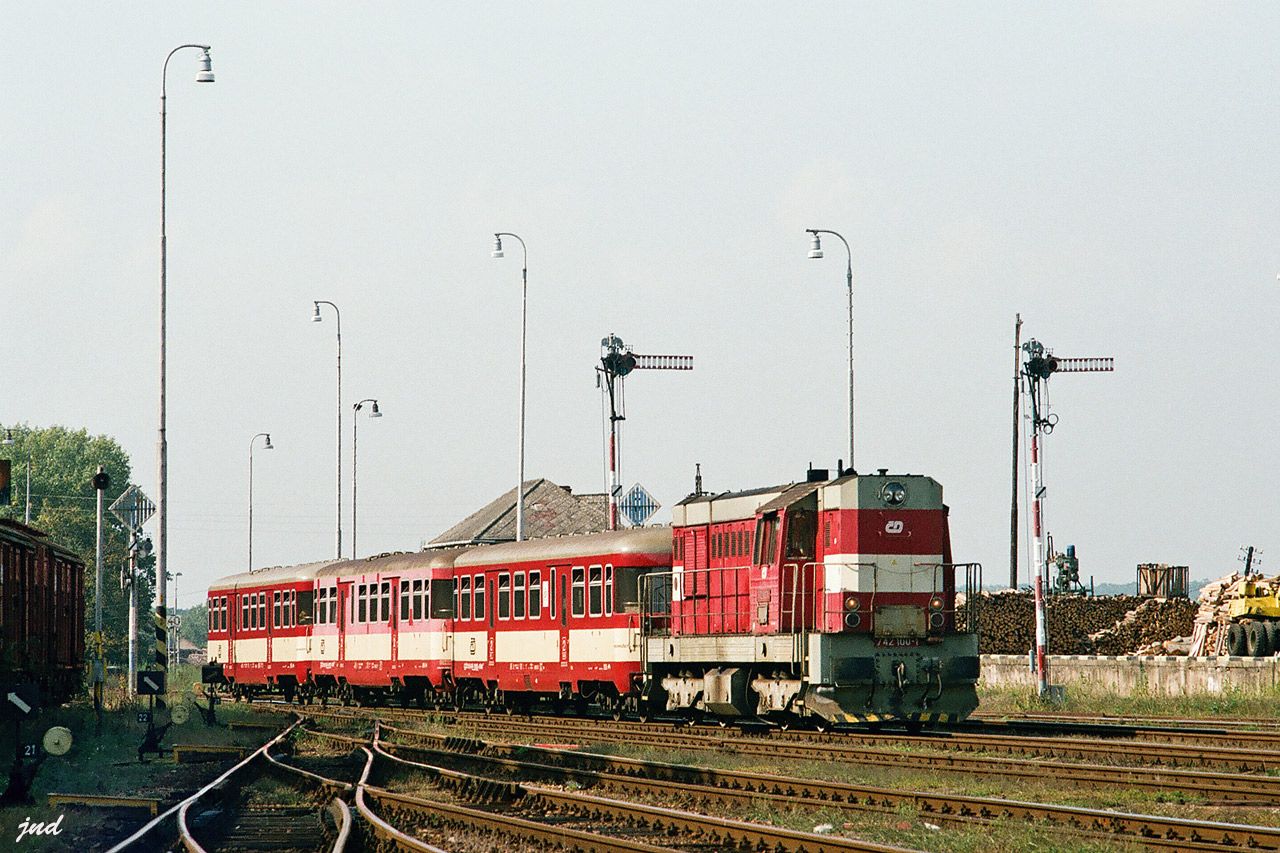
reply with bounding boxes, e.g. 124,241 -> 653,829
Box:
1225,580 -> 1280,657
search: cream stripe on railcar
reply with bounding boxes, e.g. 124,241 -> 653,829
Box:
822,552 -> 944,594
344,632 -> 392,660
207,640 -> 229,664
232,638 -> 268,664
270,637 -> 299,663
568,627 -> 637,662
453,630 -> 487,664
397,630 -> 449,662
495,629 -> 559,664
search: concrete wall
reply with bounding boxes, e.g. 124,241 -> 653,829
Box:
981,654 -> 1280,696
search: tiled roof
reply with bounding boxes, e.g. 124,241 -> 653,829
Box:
429,479 -> 608,545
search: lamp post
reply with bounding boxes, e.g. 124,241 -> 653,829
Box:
1,429 -> 31,524
248,433 -> 273,571
157,43 -> 215,678
312,301 -> 343,558
491,232 -> 528,541
351,399 -> 382,559
805,229 -> 855,473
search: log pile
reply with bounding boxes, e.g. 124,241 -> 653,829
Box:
962,591 -> 1194,655
1088,598 -> 1197,655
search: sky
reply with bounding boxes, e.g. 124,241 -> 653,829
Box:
3,3 -> 1277,608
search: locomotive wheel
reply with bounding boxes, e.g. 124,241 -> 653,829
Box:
1226,623 -> 1247,657
1246,621 -> 1271,658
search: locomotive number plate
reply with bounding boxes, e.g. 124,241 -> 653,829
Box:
874,638 -> 920,648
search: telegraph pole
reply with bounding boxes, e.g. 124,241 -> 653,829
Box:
597,334 -> 693,529
1022,339 -> 1114,699
1010,313 -> 1022,590
92,466 -> 110,720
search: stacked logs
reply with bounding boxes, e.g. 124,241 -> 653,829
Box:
1088,598 -> 1197,656
961,592 -> 1194,655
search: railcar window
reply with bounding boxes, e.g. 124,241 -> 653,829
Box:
498,573 -> 510,620
380,582 -> 391,623
400,580 -> 411,621
549,569 -> 557,619
430,579 -> 453,618
588,565 -> 603,617
473,575 -> 485,622
358,584 -> 368,623
411,579 -> 424,621
605,565 -> 614,615
273,591 -> 281,628
571,567 -> 585,617
242,597 -> 249,631
259,593 -> 266,630
296,589 -> 313,625
460,576 -> 472,620
528,571 -> 541,618
513,572 -> 525,619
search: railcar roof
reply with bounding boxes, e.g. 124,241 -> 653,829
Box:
315,546 -> 475,579
454,526 -> 672,567
207,559 -> 340,592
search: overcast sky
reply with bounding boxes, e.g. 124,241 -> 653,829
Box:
4,4 -> 1277,607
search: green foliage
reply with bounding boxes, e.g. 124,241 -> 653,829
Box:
0,424 -> 155,669
179,603 -> 208,649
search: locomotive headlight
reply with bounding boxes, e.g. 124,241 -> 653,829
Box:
929,596 -> 944,611
844,596 -> 860,611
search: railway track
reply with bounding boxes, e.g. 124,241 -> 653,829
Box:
376,721 -> 1280,852
105,717 -> 355,853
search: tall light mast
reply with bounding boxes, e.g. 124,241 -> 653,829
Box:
1022,339 -> 1114,698
597,334 -> 693,529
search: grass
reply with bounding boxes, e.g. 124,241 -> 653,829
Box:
977,682 -> 1280,721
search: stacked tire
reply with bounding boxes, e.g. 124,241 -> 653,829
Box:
1226,620 -> 1279,657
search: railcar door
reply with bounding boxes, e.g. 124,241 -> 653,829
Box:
337,581 -> 352,665
386,575 -> 400,667
557,567 -> 570,669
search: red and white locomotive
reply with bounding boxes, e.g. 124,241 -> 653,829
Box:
206,468 -> 979,726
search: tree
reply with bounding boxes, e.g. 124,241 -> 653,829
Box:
0,425 -> 154,670
178,603 -> 208,651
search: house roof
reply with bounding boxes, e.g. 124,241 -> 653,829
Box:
429,479 -> 608,545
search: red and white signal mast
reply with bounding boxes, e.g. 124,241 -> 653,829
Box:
1022,339 -> 1114,698
598,334 -> 693,530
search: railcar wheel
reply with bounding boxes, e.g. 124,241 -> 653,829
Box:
1247,621 -> 1271,657
1227,622 -> 1247,656
811,716 -> 831,733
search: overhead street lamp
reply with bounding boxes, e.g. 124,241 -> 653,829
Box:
351,399 -> 382,559
491,232 -> 528,541
312,300 -> 343,558
805,228 -> 856,473
2,428 -> 33,524
248,433 -> 273,571
157,44 -> 214,676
